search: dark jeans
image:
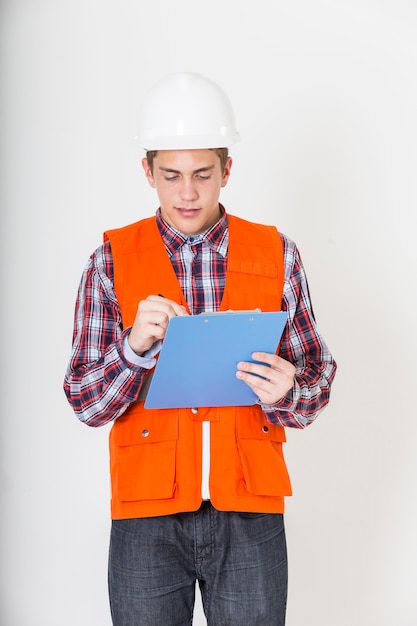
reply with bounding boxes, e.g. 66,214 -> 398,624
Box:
109,501 -> 287,625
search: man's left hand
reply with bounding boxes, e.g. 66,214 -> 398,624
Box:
236,352 -> 296,405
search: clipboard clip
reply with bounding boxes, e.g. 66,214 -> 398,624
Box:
199,308 -> 262,315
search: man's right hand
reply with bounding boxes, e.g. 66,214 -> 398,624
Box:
127,295 -> 188,356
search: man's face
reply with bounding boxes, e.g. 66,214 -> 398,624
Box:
142,149 -> 232,235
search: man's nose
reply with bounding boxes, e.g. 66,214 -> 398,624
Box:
179,178 -> 198,202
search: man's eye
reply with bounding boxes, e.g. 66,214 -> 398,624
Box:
196,174 -> 211,180
164,176 -> 178,181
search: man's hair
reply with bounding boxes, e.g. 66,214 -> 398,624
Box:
146,148 -> 229,173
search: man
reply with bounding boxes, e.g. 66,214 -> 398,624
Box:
64,72 -> 337,625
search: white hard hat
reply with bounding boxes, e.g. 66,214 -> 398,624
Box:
137,72 -> 240,151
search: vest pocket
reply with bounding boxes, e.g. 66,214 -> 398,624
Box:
111,412 -> 178,502
236,414 -> 292,497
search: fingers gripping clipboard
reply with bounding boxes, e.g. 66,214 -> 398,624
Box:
144,311 -> 288,409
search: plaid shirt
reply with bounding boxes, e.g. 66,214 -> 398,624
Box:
156,208 -> 228,315
64,208 -> 336,428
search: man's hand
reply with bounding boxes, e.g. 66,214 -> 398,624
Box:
236,352 -> 296,405
128,295 -> 188,356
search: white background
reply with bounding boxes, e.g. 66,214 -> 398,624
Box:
1,1 -> 416,624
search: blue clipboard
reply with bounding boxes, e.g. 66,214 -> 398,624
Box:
144,310 -> 288,409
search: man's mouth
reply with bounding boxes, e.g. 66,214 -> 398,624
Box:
175,207 -> 201,214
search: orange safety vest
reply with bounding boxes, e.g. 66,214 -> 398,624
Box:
104,213 -> 292,519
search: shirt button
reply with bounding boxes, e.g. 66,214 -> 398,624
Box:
262,425 -> 269,433
191,408 -> 199,414
141,429 -> 150,437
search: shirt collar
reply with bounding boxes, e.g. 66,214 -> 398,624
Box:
155,205 -> 228,258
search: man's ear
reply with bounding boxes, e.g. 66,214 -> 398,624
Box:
221,157 -> 233,188
141,157 -> 156,188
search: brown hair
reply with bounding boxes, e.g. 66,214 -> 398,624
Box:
146,148 -> 229,173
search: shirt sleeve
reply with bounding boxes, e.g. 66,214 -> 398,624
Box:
63,242 -> 154,427
260,234 -> 337,428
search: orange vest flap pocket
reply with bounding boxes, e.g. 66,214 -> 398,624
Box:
237,438 -> 292,497
115,440 -> 177,502
111,410 -> 178,446
110,410 -> 178,502
237,412 -> 287,443
227,259 -> 278,278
